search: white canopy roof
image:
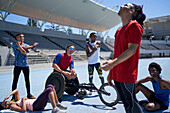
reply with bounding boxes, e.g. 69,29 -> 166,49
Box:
0,0 -> 121,32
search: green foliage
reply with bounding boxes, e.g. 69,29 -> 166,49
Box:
161,35 -> 165,40
27,18 -> 39,27
67,28 -> 72,34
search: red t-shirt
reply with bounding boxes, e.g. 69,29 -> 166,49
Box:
110,21 -> 143,83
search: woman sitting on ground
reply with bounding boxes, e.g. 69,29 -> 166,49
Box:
0,85 -> 67,113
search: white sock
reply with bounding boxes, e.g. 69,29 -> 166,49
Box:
56,102 -> 60,105
53,107 -> 60,111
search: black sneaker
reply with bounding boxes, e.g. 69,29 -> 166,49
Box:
139,100 -> 148,106
58,98 -> 62,103
27,94 -> 36,99
76,90 -> 87,99
89,91 -> 92,95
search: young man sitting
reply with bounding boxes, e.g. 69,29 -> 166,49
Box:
136,62 -> 170,112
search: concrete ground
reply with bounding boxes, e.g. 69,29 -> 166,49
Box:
0,58 -> 170,113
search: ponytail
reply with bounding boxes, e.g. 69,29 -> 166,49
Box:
132,4 -> 146,27
136,13 -> 146,27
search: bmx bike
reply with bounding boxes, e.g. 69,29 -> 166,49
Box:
45,72 -> 120,107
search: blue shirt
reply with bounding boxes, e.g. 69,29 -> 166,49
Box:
53,53 -> 74,69
12,42 -> 29,67
151,76 -> 170,106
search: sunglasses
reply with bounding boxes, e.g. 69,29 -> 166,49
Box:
68,46 -> 75,51
19,36 -> 24,38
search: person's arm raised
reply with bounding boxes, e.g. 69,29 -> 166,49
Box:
136,76 -> 152,86
86,42 -> 99,57
22,42 -> 39,51
16,41 -> 27,55
3,89 -> 20,102
86,41 -> 91,57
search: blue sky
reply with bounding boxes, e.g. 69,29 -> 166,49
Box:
96,0 -> 170,38
2,0 -> 170,38
97,0 -> 170,19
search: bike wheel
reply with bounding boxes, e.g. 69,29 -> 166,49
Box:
98,83 -> 119,107
45,72 -> 65,99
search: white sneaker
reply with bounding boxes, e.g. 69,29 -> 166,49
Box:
57,103 -> 67,109
89,91 -> 92,95
52,107 -> 66,113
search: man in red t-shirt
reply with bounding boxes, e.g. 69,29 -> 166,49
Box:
110,20 -> 142,83
100,3 -> 146,113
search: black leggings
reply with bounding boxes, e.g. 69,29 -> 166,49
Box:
33,85 -> 54,111
114,81 -> 143,113
12,66 -> 31,95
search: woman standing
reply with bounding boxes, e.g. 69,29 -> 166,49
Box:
100,3 -> 146,113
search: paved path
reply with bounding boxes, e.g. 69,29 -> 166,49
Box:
0,58 -> 170,113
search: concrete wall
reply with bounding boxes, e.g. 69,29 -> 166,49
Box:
0,20 -> 43,36
0,46 -> 10,66
105,38 -> 170,46
141,40 -> 170,45
43,29 -> 68,38
140,49 -> 170,57
69,34 -> 86,41
150,22 -> 170,39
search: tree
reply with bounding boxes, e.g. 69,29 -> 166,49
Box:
67,28 -> 72,34
45,23 -> 59,31
161,35 -> 165,40
27,18 -> 39,27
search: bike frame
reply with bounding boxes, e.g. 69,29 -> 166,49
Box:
78,83 -> 110,96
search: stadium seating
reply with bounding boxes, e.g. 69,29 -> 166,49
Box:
1,20 -> 170,66
0,27 -> 111,66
